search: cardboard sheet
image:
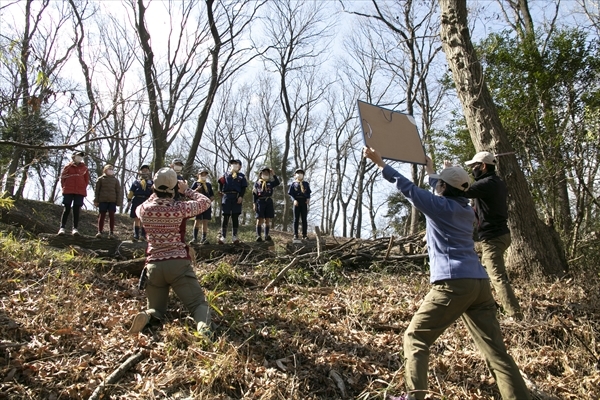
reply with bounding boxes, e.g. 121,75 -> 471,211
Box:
357,100 -> 426,165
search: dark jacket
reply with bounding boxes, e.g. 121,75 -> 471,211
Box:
464,171 -> 510,240
94,174 -> 123,206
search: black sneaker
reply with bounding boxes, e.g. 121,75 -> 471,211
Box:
302,236 -> 308,240
256,236 -> 263,242
201,238 -> 210,245
132,235 -> 139,242
265,235 -> 272,242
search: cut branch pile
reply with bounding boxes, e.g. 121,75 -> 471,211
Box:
266,232 -> 428,290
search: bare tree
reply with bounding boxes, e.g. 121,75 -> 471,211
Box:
439,0 -> 566,277
260,0 -> 335,231
342,0 -> 446,236
2,0 -> 77,197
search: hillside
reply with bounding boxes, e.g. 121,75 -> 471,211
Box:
0,198 -> 598,399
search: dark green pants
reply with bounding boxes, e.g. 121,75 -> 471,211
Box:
403,279 -> 530,400
145,259 -> 210,325
481,233 -> 523,319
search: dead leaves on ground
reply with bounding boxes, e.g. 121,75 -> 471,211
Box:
0,237 -> 599,399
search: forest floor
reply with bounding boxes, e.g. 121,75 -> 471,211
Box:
0,198 -> 598,399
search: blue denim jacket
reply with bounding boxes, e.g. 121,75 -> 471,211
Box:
382,165 -> 488,283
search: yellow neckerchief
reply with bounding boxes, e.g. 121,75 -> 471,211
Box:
140,178 -> 146,191
296,179 -> 305,193
259,178 -> 268,191
231,170 -> 238,179
201,181 -> 208,193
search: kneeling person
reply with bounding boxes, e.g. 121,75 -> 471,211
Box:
129,168 -> 213,335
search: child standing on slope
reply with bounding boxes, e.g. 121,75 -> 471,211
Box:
217,159 -> 248,244
94,164 -> 123,239
288,168 -> 311,240
58,151 -> 90,236
126,165 -> 153,241
252,167 -> 280,242
190,169 -> 214,244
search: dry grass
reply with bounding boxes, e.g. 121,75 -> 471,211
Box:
0,202 -> 598,399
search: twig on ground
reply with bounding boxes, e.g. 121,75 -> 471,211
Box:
88,350 -> 148,400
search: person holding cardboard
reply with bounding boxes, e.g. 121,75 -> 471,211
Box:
363,147 -> 530,400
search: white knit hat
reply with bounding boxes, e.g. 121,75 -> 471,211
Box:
153,167 -> 178,193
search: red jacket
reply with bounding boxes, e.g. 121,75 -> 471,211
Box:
61,162 -> 90,196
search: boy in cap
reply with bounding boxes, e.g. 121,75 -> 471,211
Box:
217,159 -> 248,244
464,151 -> 523,320
190,169 -> 214,244
126,165 -> 153,241
363,147 -> 530,400
287,168 -> 311,240
58,151 -> 90,236
252,167 -> 280,242
94,164 -> 123,239
129,167 -> 213,336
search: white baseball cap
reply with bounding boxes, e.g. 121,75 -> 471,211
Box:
465,151 -> 497,166
429,166 -> 470,191
153,167 -> 178,193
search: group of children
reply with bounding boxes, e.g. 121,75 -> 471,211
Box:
57,152 -> 312,243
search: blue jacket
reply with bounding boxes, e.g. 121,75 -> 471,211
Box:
253,175 -> 280,202
127,178 -> 153,207
288,181 -> 311,201
382,165 -> 488,283
191,181 -> 214,199
218,172 -> 248,201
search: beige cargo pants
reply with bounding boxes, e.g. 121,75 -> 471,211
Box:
403,278 -> 530,400
144,259 -> 210,326
480,233 -> 523,319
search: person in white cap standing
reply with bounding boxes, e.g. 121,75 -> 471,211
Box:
128,167 -> 213,336
363,147 -> 530,400
464,151 -> 523,320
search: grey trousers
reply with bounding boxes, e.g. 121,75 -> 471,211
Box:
403,278 -> 530,400
145,259 -> 210,325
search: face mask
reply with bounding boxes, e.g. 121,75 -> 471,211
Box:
173,165 -> 183,172
472,165 -> 484,179
199,175 -> 207,182
231,164 -> 240,172
435,180 -> 445,196
260,173 -> 270,180
74,156 -> 83,163
105,169 -> 114,176
296,173 -> 304,180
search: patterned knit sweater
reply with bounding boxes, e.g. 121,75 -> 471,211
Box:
137,189 -> 212,262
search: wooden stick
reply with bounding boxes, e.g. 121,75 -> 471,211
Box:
384,235 -> 394,260
314,225 -> 323,259
264,257 -> 299,291
88,350 -> 148,400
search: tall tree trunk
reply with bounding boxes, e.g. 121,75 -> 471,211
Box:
439,0 -> 566,277
135,0 -> 167,171
184,0 -> 219,178
6,0 -> 34,196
